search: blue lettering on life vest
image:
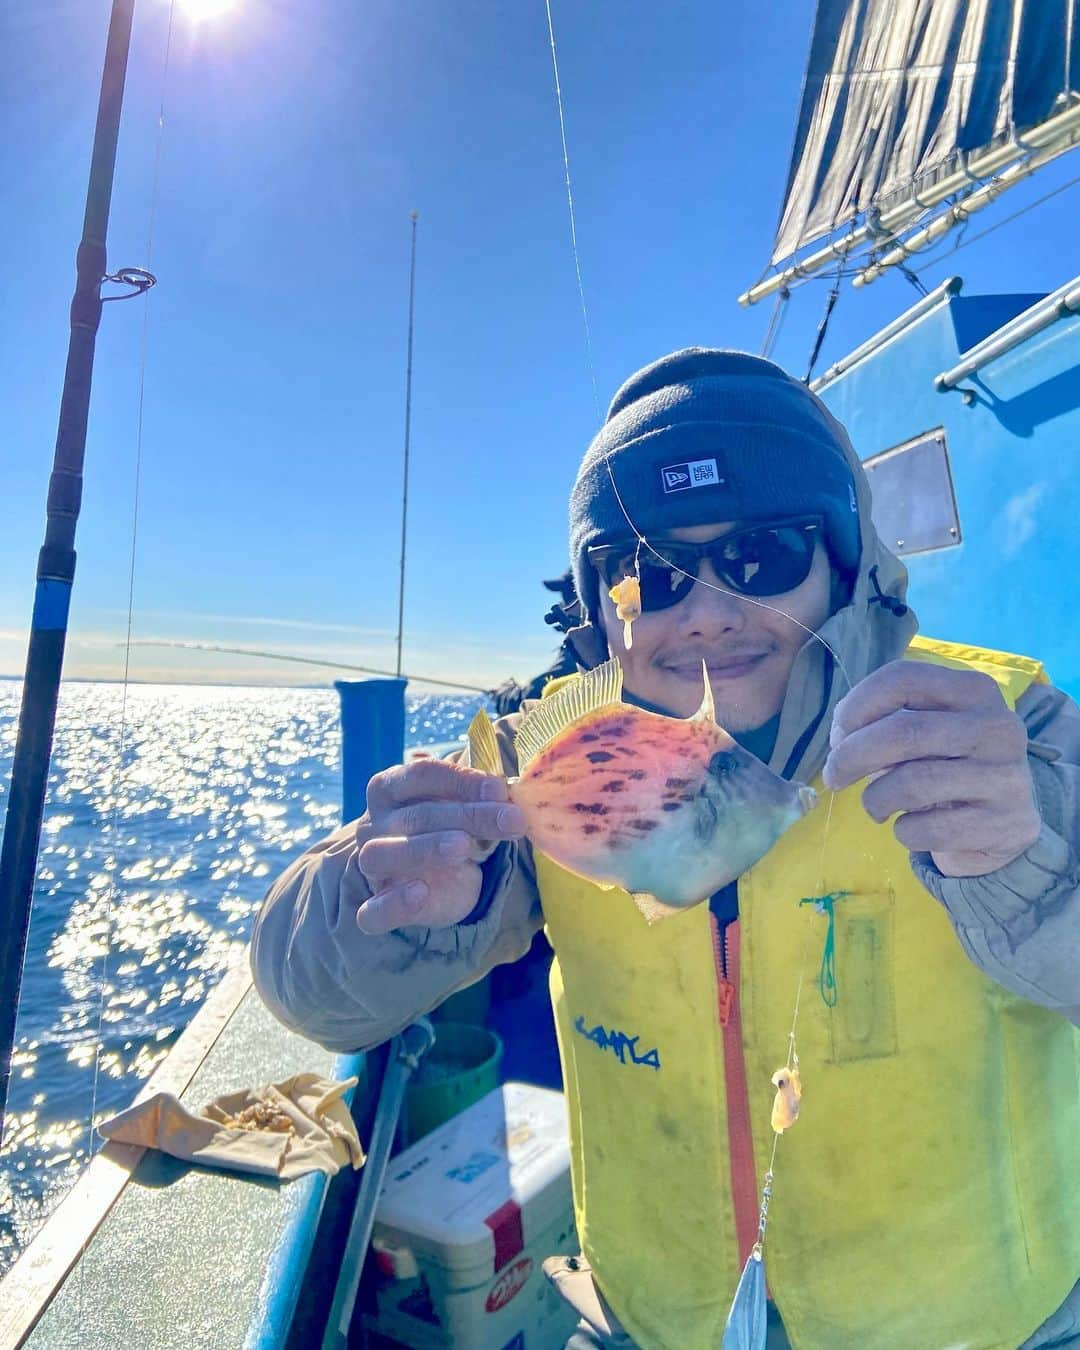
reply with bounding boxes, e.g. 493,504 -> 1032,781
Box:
573,1015 -> 661,1071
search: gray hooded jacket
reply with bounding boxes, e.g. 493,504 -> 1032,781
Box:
250,426 -> 1080,1347
251,422 -> 1080,1052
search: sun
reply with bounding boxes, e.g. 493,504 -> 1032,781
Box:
177,0 -> 237,19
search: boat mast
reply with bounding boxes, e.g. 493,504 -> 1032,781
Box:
0,0 -> 147,1130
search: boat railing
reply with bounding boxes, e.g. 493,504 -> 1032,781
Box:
935,275 -> 1080,391
810,276 -> 962,391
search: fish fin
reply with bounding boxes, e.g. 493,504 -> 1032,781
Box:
631,891 -> 686,925
690,658 -> 716,724
514,658 -> 624,771
466,710 -> 502,777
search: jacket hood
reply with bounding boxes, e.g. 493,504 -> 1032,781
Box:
768,404 -> 918,783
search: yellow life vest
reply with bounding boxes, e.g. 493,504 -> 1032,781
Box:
538,636 -> 1080,1350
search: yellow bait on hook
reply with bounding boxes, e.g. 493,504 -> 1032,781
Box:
608,574 -> 641,649
770,1066 -> 802,1133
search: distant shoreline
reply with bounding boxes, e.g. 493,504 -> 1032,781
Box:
0,674 -> 482,694
0,674 -> 329,690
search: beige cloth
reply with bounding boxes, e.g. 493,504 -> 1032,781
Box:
98,1072 -> 365,1180
543,1255 -> 626,1339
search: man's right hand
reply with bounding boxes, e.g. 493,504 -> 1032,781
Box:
354,759 -> 527,934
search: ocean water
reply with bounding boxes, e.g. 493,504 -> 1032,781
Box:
0,679 -> 486,1278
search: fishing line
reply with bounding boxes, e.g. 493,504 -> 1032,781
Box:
587,316 -> 857,1330
540,8 -> 862,1322
539,2 -> 856,819
541,0 -> 855,693
126,639 -> 494,694
607,527 -> 856,696
80,0 -> 176,1299
544,0 -> 601,421
742,781 -> 839,1284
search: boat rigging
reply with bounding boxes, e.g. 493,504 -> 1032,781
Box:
740,0 -> 1080,305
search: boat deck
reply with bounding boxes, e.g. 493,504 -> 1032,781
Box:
4,968 -> 366,1350
2,932 -> 561,1350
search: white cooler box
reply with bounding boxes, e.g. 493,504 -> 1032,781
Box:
364,1081 -> 579,1350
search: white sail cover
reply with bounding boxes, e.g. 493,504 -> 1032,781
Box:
772,0 -> 1080,266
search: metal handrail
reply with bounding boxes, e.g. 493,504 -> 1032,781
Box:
322,1019 -> 436,1349
810,277 -> 962,391
935,276 -> 1080,391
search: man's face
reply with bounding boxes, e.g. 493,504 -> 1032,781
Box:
596,520 -> 834,730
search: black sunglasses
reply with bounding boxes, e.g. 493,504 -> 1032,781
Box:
588,517 -> 823,614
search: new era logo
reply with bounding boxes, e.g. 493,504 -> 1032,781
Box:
661,458 -> 723,493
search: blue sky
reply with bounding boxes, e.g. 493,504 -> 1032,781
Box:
4,0 -> 1080,690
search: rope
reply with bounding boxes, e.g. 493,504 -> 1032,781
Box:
760,287 -> 790,358
913,168 -> 1080,273
804,274 -> 841,384
898,264 -> 928,297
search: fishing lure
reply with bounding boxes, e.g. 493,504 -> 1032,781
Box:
770,1065 -> 802,1134
608,574 -> 641,648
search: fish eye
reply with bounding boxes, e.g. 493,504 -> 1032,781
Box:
708,751 -> 739,779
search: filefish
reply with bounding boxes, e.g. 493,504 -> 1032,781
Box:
467,658 -> 816,921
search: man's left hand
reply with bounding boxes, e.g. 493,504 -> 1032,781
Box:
823,660 -> 1041,878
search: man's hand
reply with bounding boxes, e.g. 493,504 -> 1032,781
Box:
355,759 -> 526,934
823,660 -> 1040,878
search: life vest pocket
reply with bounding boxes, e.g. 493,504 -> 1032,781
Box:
825,889 -> 898,1064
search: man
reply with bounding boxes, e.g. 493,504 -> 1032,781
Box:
251,350 -> 1080,1350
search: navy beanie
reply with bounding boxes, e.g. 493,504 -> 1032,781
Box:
569,348 -> 861,621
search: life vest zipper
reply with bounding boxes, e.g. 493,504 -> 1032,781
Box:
710,913 -> 759,1272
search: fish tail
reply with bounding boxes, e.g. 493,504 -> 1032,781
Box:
467,710 -> 502,776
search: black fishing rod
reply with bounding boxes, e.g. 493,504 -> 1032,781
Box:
0,0 -> 151,1130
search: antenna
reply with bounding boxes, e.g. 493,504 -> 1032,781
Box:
395,211 -> 419,678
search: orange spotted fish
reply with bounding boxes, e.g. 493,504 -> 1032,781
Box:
467,658 -> 816,920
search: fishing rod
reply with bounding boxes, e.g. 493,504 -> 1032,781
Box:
125,639 -> 494,694
0,0 -> 151,1131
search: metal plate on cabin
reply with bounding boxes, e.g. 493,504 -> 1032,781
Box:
863,429 -> 961,556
